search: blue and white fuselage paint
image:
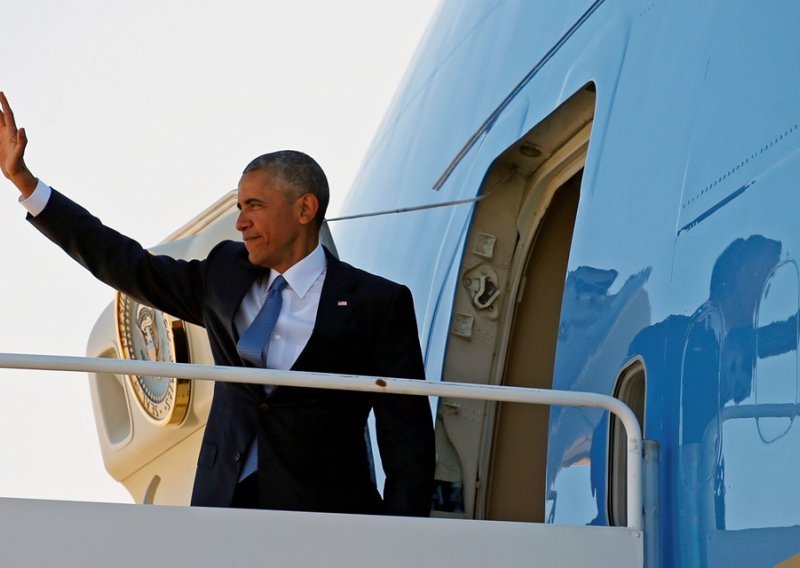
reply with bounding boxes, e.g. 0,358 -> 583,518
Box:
330,1 -> 800,566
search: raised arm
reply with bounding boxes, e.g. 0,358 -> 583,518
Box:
0,92 -> 38,197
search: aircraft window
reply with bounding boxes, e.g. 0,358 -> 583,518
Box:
608,359 -> 646,527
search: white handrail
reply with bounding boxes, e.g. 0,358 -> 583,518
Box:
0,352 -> 643,531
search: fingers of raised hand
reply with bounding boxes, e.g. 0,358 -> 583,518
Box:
17,127 -> 27,150
0,92 -> 18,131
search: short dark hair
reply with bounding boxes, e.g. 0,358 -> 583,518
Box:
243,150 -> 330,227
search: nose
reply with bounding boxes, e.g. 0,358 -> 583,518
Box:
235,209 -> 249,232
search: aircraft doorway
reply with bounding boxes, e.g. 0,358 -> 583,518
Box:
433,85 -> 594,522
484,172 -> 580,522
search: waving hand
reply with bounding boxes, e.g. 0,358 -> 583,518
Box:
0,92 -> 37,197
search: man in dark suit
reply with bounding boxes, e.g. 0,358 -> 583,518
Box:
0,92 -> 434,516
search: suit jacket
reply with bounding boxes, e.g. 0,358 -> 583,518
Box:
30,189 -> 435,516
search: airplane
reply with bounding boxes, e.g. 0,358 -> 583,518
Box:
2,0 -> 800,566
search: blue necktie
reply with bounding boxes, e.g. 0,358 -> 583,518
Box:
236,275 -> 287,482
237,275 -> 287,367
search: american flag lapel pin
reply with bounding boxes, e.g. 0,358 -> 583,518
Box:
337,300 -> 348,307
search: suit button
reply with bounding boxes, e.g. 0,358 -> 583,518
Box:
233,451 -> 241,462
259,402 -> 269,412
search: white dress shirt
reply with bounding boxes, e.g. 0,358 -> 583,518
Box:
19,178 -> 51,216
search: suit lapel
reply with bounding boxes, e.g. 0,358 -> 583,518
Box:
292,249 -> 357,371
222,244 -> 269,345
220,243 -> 269,400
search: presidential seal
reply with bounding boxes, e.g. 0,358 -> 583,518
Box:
115,292 -> 191,427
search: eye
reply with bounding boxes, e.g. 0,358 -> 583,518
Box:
245,199 -> 267,210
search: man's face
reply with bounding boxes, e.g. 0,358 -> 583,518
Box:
236,169 -> 306,271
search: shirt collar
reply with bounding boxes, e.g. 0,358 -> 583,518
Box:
267,243 -> 327,299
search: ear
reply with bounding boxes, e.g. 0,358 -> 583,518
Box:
296,193 -> 320,226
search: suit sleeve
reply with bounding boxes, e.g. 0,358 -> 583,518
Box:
370,285 -> 435,516
27,188 -> 206,326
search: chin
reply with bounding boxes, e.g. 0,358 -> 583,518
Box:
248,253 -> 272,268
245,251 -> 261,266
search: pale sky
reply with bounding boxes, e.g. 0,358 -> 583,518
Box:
0,0 -> 440,503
